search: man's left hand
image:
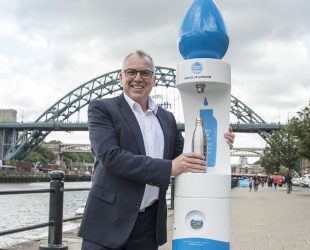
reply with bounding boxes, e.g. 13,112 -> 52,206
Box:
224,127 -> 235,149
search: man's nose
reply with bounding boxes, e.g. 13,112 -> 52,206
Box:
133,72 -> 143,81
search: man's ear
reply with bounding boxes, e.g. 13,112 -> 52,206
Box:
120,72 -> 124,86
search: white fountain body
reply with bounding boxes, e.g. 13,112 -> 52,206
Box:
172,58 -> 231,250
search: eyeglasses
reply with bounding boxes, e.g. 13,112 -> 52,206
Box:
123,69 -> 154,79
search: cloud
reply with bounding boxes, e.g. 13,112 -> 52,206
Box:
0,0 -> 309,147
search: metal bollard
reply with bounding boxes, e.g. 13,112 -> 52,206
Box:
40,171 -> 68,250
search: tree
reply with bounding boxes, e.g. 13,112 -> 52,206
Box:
261,127 -> 299,173
62,152 -> 94,166
26,146 -> 55,164
289,102 -> 310,159
260,101 -> 310,175
261,150 -> 280,174
278,165 -> 288,176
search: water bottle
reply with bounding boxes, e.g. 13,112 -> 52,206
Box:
192,117 -> 208,168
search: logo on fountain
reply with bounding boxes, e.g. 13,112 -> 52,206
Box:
191,62 -> 203,74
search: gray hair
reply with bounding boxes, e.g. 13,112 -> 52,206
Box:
122,50 -> 155,71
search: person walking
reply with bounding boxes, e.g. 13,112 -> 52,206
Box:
268,175 -> 274,187
285,172 -> 292,194
253,175 -> 259,192
249,178 -> 253,192
78,50 -> 235,250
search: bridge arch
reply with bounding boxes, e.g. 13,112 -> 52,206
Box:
59,144 -> 92,154
4,67 -> 268,160
230,147 -> 265,158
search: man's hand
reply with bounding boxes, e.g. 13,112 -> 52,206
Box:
171,128 -> 235,177
224,126 -> 235,149
171,153 -> 206,177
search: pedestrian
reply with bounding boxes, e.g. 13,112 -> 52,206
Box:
78,50 -> 235,250
260,178 -> 264,188
270,176 -> 274,187
254,175 -> 259,192
249,178 -> 253,192
285,172 -> 292,194
274,177 -> 278,189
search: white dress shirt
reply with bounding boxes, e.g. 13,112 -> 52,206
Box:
124,93 -> 164,210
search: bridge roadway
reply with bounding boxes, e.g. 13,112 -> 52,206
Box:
58,144 -> 264,157
5,185 -> 310,250
0,121 -> 283,133
0,120 -> 282,160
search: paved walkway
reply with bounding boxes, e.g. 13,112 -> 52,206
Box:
2,185 -> 310,250
229,185 -> 310,250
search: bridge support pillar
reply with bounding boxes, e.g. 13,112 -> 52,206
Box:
0,109 -> 17,161
0,129 -> 16,160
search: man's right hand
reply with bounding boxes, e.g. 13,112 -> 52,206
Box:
171,153 -> 206,176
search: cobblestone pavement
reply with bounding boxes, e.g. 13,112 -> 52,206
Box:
229,185 -> 310,250
3,185 -> 310,250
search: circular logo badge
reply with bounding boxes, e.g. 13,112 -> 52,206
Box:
191,62 -> 203,74
185,210 -> 206,232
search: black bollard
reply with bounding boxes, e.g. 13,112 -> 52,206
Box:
39,171 -> 68,250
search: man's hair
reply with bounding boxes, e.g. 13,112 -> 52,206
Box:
122,50 -> 155,71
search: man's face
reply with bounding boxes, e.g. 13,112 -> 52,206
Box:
120,54 -> 155,107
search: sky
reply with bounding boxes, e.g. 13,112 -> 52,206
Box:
0,0 -> 310,161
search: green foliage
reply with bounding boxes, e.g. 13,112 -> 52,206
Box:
62,152 -> 94,166
261,152 -> 279,174
262,127 -> 299,173
278,165 -> 288,176
25,142 -> 94,166
48,140 -> 62,144
26,146 -> 55,164
261,101 -> 310,174
289,102 -> 310,159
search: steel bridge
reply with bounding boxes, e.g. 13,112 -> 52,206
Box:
230,147 -> 265,157
59,144 -> 92,154
58,144 -> 265,158
0,66 -> 284,161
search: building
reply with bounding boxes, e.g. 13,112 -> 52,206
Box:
301,158 -> 310,176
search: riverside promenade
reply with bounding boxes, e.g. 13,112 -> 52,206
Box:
3,185 -> 310,250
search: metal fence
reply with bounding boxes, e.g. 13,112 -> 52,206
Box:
0,171 -> 89,250
0,171 -> 175,250
0,172 -> 236,249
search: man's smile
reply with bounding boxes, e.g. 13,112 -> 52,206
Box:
131,85 -> 144,89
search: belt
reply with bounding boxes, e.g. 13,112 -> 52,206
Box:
139,201 -> 158,213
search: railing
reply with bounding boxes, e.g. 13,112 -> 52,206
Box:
0,171 -> 175,249
0,171 -> 89,250
0,171 -> 235,249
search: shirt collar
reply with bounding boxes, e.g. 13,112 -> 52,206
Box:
123,93 -> 158,114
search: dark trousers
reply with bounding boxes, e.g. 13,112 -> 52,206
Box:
81,202 -> 159,250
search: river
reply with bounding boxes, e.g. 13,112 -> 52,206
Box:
0,181 -> 91,247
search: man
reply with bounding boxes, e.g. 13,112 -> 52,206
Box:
79,50 -> 235,250
285,172 -> 292,194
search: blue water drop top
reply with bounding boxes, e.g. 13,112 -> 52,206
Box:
178,0 -> 229,59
